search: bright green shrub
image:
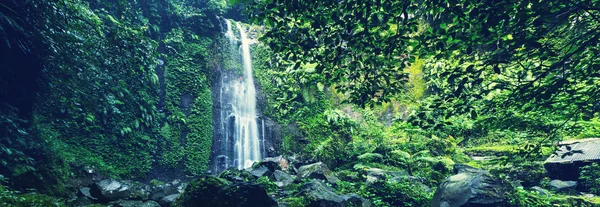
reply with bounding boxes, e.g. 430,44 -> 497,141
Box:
579,163 -> 600,194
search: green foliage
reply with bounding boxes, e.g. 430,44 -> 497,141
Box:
425,135 -> 457,156
580,163 -> 600,195
183,88 -> 214,175
359,178 -> 432,207
256,176 -> 277,194
279,197 -> 307,207
0,184 -> 65,207
507,187 -> 599,207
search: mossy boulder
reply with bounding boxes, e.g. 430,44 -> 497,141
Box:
297,162 -> 339,184
298,180 -> 371,207
218,168 -> 256,183
174,176 -> 277,207
431,169 -> 511,207
357,153 -> 384,163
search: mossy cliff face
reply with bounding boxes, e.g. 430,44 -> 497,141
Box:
0,0 -> 235,192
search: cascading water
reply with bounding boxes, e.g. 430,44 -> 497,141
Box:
233,21 -> 261,169
211,19 -> 263,172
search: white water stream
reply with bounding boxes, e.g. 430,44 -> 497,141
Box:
225,20 -> 261,169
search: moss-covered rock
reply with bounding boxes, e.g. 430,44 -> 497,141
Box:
174,176 -> 277,207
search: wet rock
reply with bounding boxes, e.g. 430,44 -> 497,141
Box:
176,176 -> 277,207
453,164 -> 485,174
297,162 -> 339,184
357,153 -> 384,163
90,179 -> 132,202
77,187 -> 98,201
159,194 -> 179,206
299,180 -> 345,207
218,168 -> 256,183
531,186 -> 550,196
363,167 -> 408,186
127,181 -> 151,200
548,180 -> 578,194
149,179 -> 186,202
342,194 -> 372,207
388,176 -> 431,193
273,170 -> 294,187
108,200 -> 161,207
140,201 -> 161,207
431,169 -> 511,207
249,165 -> 272,177
71,196 -> 94,207
262,155 -> 289,171
219,183 -> 278,206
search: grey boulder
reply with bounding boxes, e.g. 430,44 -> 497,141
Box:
431,169 -> 511,207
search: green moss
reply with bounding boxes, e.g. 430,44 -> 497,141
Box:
0,184 -> 66,207
162,28 -> 215,175
184,88 -> 214,175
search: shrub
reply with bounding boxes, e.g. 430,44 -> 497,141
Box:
579,163 -> 600,194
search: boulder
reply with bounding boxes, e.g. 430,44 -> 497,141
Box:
248,165 -> 272,177
548,180 -> 578,194
71,196 -> 94,207
262,155 -> 288,171
431,169 -> 511,207
159,194 -> 180,206
176,176 -> 277,207
108,200 -> 143,207
357,153 -> 384,163
108,200 -> 161,207
219,183 -> 278,206
140,201 -> 161,207
531,186 -> 550,196
90,179 -> 132,202
299,180 -> 346,207
149,179 -> 186,202
273,170 -> 294,187
297,162 -> 339,184
218,168 -> 256,183
362,167 -> 409,186
298,180 -> 370,207
77,187 -> 98,201
342,194 -> 372,207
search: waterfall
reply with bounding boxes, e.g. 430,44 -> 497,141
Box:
233,21 -> 261,169
212,19 -> 263,172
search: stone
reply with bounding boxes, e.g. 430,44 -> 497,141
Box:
248,165 -> 272,177
90,179 -> 132,202
219,183 -> 278,206
77,187 -> 98,201
531,186 -> 550,196
363,167 -> 409,186
108,200 -> 143,207
159,194 -> 179,206
71,196 -> 94,207
343,193 -> 372,207
297,162 -> 339,184
299,180 -> 345,207
149,179 -> 185,201
218,168 -> 256,183
176,176 -> 277,207
140,201 -> 161,207
107,200 -> 161,207
431,169 -> 511,207
548,179 -> 578,194
357,153 -> 384,163
273,170 -> 294,187
262,155 -> 288,171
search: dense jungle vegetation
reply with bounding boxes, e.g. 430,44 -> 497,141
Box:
1,0 -> 599,206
